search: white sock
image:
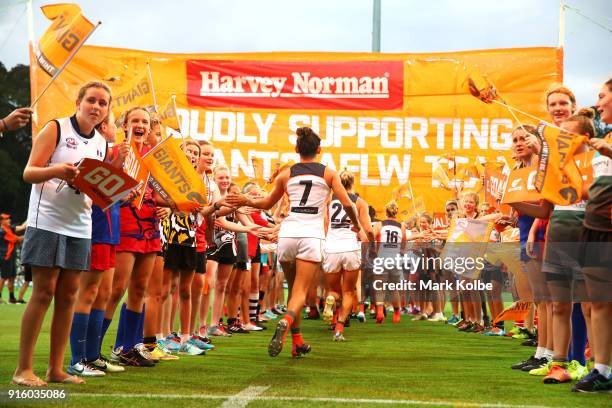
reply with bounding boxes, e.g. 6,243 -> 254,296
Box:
544,349 -> 554,360
594,363 -> 611,379
155,333 -> 163,341
180,333 -> 190,344
535,347 -> 545,359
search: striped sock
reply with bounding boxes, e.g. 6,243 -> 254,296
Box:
249,293 -> 258,322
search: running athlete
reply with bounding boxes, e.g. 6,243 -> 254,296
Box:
322,170 -> 374,341
226,127 -> 362,357
372,200 -> 406,324
14,81 -> 110,386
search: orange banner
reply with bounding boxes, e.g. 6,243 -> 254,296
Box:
72,158 -> 139,210
432,212 -> 448,230
34,3 -> 95,76
141,137 -> 207,212
29,45 -> 563,214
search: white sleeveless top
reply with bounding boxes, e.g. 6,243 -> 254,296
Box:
378,219 -> 402,256
27,116 -> 108,239
325,193 -> 359,253
279,162 -> 330,239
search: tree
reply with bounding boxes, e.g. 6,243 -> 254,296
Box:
0,61 -> 32,222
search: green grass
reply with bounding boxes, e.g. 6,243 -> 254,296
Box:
0,299 -> 609,408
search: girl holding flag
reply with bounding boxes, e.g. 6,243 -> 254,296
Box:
104,107 -> 161,367
14,81 -> 110,386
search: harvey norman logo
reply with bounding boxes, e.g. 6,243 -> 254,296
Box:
186,60 -> 403,110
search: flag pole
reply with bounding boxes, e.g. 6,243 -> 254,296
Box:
26,0 -> 34,44
407,179 -> 417,215
31,21 -> 102,108
558,0 -> 566,48
172,95 -> 185,142
146,61 -> 158,109
489,99 -> 567,132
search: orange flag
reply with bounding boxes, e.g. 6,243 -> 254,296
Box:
123,139 -> 150,209
432,164 -> 451,189
501,166 -> 541,204
112,71 -> 154,122
534,124 -> 586,206
72,158 -> 139,210
493,301 -> 532,325
142,137 -> 207,212
392,183 -> 413,201
157,95 -> 181,133
34,3 -> 95,76
267,160 -> 294,185
251,157 -> 265,186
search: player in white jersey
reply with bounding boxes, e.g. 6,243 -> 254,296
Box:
322,170 -> 374,341
372,201 -> 406,324
227,127 -> 362,357
14,82 -> 111,387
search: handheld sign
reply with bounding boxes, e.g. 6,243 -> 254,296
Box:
72,158 -> 139,210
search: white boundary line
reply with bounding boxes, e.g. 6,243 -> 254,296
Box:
70,392 -> 554,408
220,386 -> 270,408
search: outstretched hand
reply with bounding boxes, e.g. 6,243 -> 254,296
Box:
225,193 -> 249,208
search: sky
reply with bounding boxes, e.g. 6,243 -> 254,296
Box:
0,0 -> 610,107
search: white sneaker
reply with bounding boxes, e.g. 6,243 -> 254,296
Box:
357,311 -> 366,323
110,346 -> 123,363
179,340 -> 205,356
67,361 -> 106,377
427,313 -> 446,322
244,323 -> 264,331
333,331 -> 345,342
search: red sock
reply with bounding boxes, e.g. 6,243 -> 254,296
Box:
291,332 -> 304,346
283,314 -> 294,328
359,304 -> 365,313
335,322 -> 344,333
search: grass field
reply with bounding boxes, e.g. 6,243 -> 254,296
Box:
0,298 -> 609,408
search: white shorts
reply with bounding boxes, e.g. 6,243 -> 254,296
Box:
323,250 -> 362,274
277,237 -> 324,263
